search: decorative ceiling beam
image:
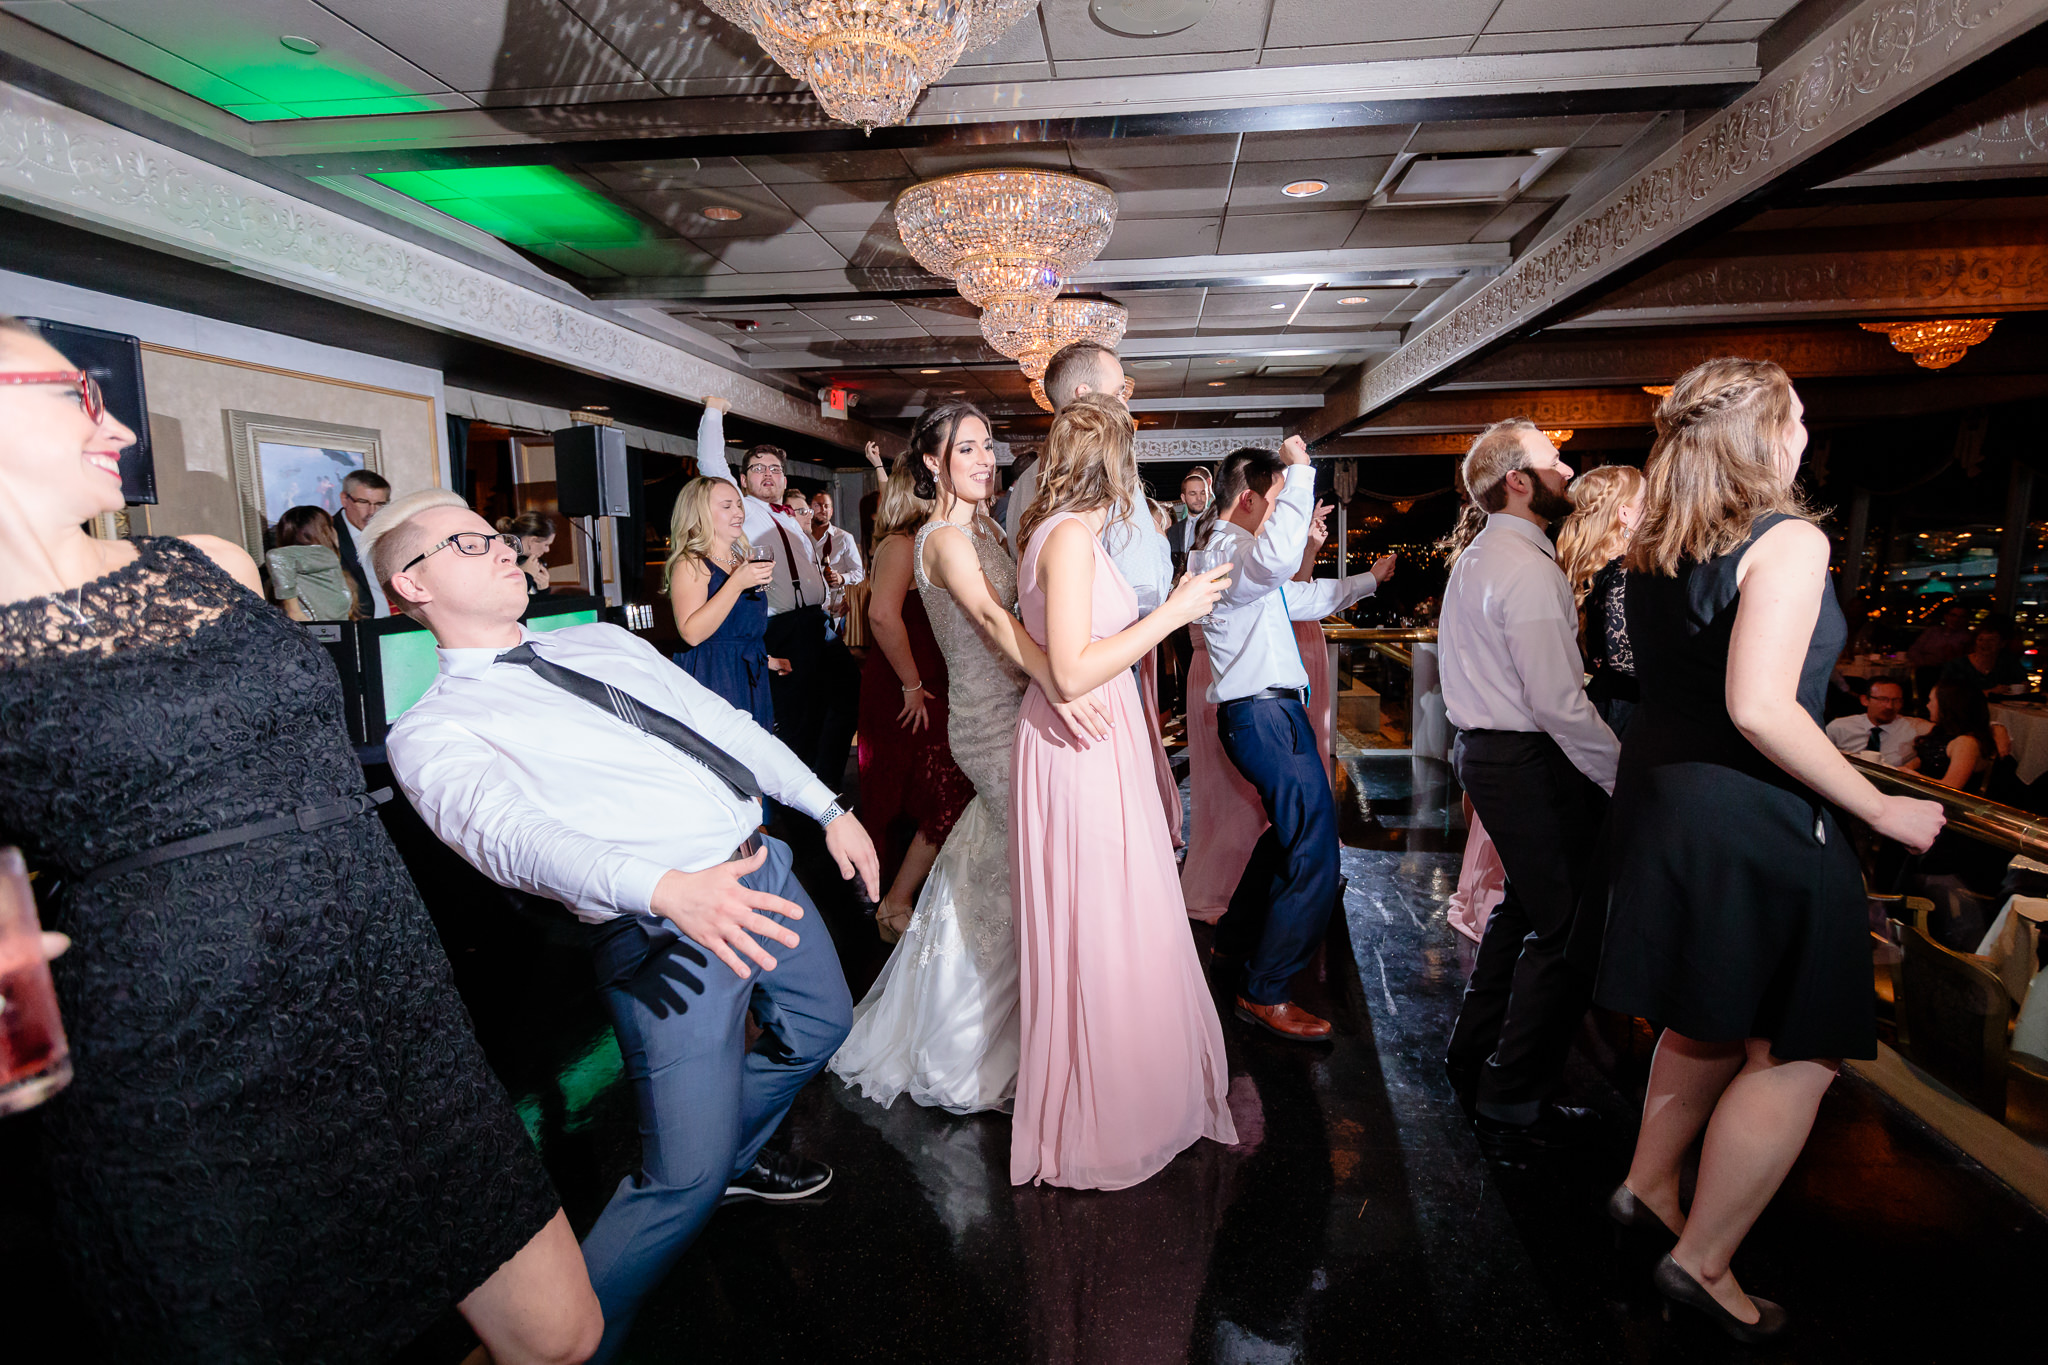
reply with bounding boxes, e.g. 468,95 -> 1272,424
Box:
1351,388 -> 1655,436
1557,222 -> 2048,328
1433,324 -> 1924,389
1297,0 -> 2048,446
245,48 -> 1758,170
751,330 -> 1400,372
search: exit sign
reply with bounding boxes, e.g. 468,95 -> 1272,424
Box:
820,386 -> 848,420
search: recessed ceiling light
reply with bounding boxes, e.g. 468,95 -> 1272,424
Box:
1207,381 -> 1226,387
949,388 -> 966,395
1281,179 -> 1328,198
848,313 -> 877,322
1338,296 -> 1371,306
1129,359 -> 1176,370
279,35 -> 321,55
919,368 -> 941,374
583,405 -> 609,412
1269,303 -> 1288,310
1213,358 -> 1236,365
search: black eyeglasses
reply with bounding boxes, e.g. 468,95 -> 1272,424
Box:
402,531 -> 518,574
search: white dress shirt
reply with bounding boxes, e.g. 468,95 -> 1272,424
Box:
335,513 -> 390,617
1102,509 -> 1175,615
1440,513 -> 1620,792
695,407 -> 828,615
1188,465 -> 1380,703
1826,712 -> 1930,766
386,621 -> 838,925
811,523 -> 865,616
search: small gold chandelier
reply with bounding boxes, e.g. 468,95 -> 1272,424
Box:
703,0 -> 1039,132
1543,429 -> 1574,445
895,169 -> 1117,313
1859,318 -> 1998,369
982,297 -> 1129,378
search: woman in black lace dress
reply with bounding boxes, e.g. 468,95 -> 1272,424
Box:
0,319 -> 599,1363
1556,464 -> 1644,736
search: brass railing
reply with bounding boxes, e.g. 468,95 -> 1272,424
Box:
1321,625 -> 1436,672
1847,755 -> 2048,858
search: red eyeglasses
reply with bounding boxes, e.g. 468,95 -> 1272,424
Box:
0,370 -> 107,424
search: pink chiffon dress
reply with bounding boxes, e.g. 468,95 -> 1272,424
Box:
1010,512 -> 1238,1190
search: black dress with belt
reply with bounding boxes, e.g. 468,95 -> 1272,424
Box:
0,538 -> 560,1361
1597,512 -> 1874,1061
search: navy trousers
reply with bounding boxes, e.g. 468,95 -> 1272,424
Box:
1216,695 -> 1340,1006
578,836 -> 852,1363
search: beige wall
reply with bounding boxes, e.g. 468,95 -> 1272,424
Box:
138,345 -> 440,543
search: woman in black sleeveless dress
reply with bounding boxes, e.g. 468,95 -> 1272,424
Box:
0,319 -> 599,1362
1597,360 -> 1944,1341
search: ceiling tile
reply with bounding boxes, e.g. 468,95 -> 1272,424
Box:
1087,162 -> 1234,220
816,230 -> 919,268
766,179 -> 907,234
956,12 -> 1048,63
931,61 -> 1056,84
686,229 -> 847,272
468,81 -> 662,106
1109,288 -> 1208,317
1691,18 -> 1772,40
1040,0 -> 1273,60
1520,145 -> 1611,198
1484,0 -> 1721,28
1264,0 -> 1498,46
797,303 -> 921,331
556,0 -> 778,84
318,0 -> 646,92
1403,115 -> 1603,153
740,149 -> 916,184
1470,25 -> 1694,52
899,144 -> 1073,178
276,90 -> 480,117
559,238 -> 723,276
1259,38 -> 1474,65
1294,287 -> 1405,318
1053,52 -> 1263,78
1239,126 -> 1417,161
1573,111 -> 1663,147
1712,0 -> 1799,18
622,183 -> 800,237
5,3 -> 269,108
1227,156 -> 1392,212
1097,217 -> 1222,259
523,241 -> 620,278
585,157 -> 762,191
1344,205 -> 1499,247
1200,286 -> 1321,317
1067,135 -> 1241,170
1218,210 -> 1361,253
1471,199 -> 1558,242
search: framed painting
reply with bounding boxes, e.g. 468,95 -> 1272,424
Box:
225,410 -> 383,561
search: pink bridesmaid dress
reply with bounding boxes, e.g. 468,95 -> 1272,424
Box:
1010,511 -> 1238,1190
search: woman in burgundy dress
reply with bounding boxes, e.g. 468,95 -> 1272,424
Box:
855,442 -> 973,939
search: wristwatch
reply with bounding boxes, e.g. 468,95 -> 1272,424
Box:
820,801 -> 847,826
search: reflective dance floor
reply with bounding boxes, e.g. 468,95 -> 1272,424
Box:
6,754 -> 2045,1362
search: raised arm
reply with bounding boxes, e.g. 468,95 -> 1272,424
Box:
1727,519 -> 1944,849
1037,516 -> 1228,700
1223,442 -> 1317,605
695,396 -> 734,483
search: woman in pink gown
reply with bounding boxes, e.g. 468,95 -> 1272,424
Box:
1010,393 -> 1239,1190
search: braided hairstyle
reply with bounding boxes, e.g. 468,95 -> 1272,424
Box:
1629,357 -> 1812,576
909,400 -> 992,504
1436,458 -> 1490,570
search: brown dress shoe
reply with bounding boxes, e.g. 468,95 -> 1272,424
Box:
1234,996 -> 1333,1041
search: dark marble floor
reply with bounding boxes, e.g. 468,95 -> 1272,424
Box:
8,753 -> 2048,1363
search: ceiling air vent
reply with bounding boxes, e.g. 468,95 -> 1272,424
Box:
1370,149 -> 1566,210
1234,410 -> 1283,419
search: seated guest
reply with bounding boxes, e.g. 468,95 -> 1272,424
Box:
1942,625 -> 2026,696
499,510 -> 556,594
370,489 -> 879,1365
1823,678 -> 1928,766
665,474 -> 784,731
0,315 -> 598,1363
1903,681 -> 1995,790
1555,465 -> 1645,735
267,504 -> 360,621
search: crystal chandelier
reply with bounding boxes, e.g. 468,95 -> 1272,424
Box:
895,169 -> 1118,311
982,297 -> 1129,377
1543,429 -> 1574,445
702,0 -> 1039,132
1860,318 -> 1998,369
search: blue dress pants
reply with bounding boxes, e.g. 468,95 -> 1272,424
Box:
1216,695 -> 1340,1006
578,836 -> 852,1363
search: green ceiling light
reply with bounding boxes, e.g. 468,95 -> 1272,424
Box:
367,166 -> 653,248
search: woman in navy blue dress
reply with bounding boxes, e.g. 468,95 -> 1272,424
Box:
664,474 -> 785,727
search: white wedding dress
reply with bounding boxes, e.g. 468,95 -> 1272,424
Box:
830,517 -> 1027,1114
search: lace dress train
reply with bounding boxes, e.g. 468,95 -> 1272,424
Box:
831,517 -> 1027,1114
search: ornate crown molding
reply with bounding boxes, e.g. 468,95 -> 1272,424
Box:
1324,0 -> 2042,434
0,80 -> 881,451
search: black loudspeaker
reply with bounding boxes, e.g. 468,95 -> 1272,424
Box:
22,317 -> 155,504
553,424 -> 631,517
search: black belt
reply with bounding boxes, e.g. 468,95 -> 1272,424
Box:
1222,686 -> 1308,707
79,789 -> 394,888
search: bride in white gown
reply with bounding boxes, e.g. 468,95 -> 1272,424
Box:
831,403 -> 1107,1114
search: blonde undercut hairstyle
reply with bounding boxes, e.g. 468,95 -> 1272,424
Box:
662,475 -> 739,593
1460,417 -> 1541,514
1018,391 -> 1135,549
363,488 -> 469,609
1555,464 -> 1646,605
1628,357 -> 1809,577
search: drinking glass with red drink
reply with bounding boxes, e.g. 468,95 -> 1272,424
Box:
0,847 -> 70,1117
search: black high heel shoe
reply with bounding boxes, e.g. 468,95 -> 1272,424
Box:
1605,1183 -> 1680,1254
1653,1255 -> 1788,1343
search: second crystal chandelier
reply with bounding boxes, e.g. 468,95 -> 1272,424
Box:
703,0 -> 1041,131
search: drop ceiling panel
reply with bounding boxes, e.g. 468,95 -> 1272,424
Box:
766,179 -> 906,233
558,0 -> 777,84
1693,18 -> 1773,41
471,80 -> 662,106
1708,0 -> 1800,17
1260,38 -> 1472,66
1039,0 -> 1273,61
688,230 -> 847,272
741,149 -> 916,184
1238,126 -> 1418,161
818,231 -> 918,267
585,157 -> 762,191
798,303 -> 922,331
1111,289 -> 1209,317
622,183 -> 800,236
899,144 -> 1075,178
1200,287 -> 1321,317
315,0 -> 649,93
1344,205 -> 1500,247
1227,156 -> 1393,212
563,239 -> 723,275
1404,115 -> 1603,153
1218,209 -> 1361,253
1067,135 -> 1242,171
1485,0 -> 1722,27
1053,52 -> 1263,79
4,3 -> 279,108
1470,25 -> 1694,52
1097,217 -> 1223,259
1085,162 -> 1235,219
1263,0 -> 1501,46
1472,199 -> 1557,242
